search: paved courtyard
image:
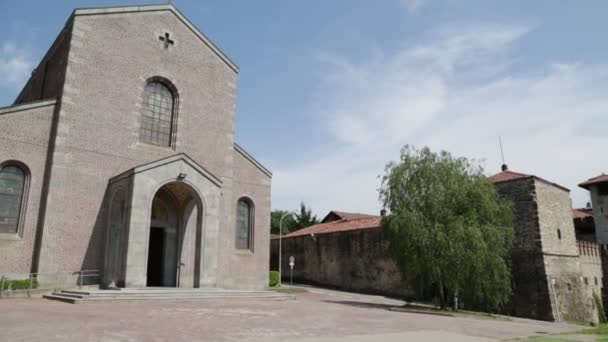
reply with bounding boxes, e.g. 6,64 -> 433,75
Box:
0,287 -> 585,341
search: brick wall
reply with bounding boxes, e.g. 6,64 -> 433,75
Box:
0,100 -> 57,274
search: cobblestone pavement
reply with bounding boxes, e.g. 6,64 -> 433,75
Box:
0,287 -> 584,341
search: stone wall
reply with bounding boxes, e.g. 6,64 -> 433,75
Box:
493,178 -> 555,320
536,180 -> 596,324
578,241 -> 603,323
270,228 -> 413,298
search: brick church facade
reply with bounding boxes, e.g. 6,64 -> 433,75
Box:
0,4 -> 271,290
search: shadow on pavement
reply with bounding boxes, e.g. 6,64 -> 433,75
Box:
321,300 -> 396,310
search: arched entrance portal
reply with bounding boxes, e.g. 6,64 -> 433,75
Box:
146,182 -> 203,288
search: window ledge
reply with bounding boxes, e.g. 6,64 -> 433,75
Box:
234,250 -> 254,256
135,142 -> 175,152
0,233 -> 22,241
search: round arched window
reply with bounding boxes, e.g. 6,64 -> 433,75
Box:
140,81 -> 176,147
0,164 -> 27,234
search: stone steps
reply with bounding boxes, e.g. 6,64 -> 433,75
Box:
44,288 -> 294,304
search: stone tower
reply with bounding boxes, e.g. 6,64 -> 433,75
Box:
579,175 -> 608,244
490,166 -> 595,323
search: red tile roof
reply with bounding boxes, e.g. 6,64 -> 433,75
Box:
321,210 -> 378,223
573,208 -> 593,220
579,174 -> 608,190
284,212 -> 382,239
488,170 -> 532,183
489,169 -> 569,192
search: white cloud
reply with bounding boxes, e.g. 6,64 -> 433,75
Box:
401,0 -> 427,13
0,42 -> 33,89
272,23 -> 608,215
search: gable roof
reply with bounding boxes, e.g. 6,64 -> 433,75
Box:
489,169 -> 570,192
488,170 -> 532,183
579,174 -> 608,190
72,4 -> 238,73
282,211 -> 382,239
321,211 -> 378,223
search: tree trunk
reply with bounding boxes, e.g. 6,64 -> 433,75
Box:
438,281 -> 446,310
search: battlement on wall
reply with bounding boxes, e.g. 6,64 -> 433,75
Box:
578,240 -> 601,259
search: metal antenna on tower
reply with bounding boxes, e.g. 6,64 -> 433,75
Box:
499,136 -> 508,171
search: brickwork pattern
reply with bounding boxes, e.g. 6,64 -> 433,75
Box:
0,101 -> 57,274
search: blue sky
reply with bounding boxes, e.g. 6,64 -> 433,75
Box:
1,0 -> 607,216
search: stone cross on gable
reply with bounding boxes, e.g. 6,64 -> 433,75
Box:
159,32 -> 174,49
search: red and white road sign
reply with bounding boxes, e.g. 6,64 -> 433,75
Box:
289,255 -> 295,268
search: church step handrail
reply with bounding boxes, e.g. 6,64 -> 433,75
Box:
0,269 -> 101,298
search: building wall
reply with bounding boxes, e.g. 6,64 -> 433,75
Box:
535,181 -> 579,256
589,185 -> 608,244
535,180 -> 596,324
578,241 -> 603,322
217,148 -> 271,290
493,178 -> 554,320
270,228 -> 413,298
0,100 -> 57,274
27,8 -> 270,291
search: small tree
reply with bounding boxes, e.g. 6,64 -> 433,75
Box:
291,202 -> 319,231
379,145 -> 514,311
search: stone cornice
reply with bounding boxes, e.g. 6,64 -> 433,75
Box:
234,143 -> 272,178
0,99 -> 57,116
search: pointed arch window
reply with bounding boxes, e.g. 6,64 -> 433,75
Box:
139,79 -> 178,147
236,198 -> 254,251
0,163 -> 28,234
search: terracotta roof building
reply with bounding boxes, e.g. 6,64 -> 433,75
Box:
281,211 -> 382,239
579,174 -> 608,190
489,165 -> 570,191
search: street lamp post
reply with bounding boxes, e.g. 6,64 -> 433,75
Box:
278,212 -> 295,286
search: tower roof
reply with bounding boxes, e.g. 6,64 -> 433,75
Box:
489,168 -> 569,192
579,174 -> 608,190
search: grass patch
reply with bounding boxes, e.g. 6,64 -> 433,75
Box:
577,323 -> 608,335
0,278 -> 38,290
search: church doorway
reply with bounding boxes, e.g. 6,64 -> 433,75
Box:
145,182 -> 203,288
146,227 -> 167,286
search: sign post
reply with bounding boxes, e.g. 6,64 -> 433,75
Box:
289,256 -> 295,285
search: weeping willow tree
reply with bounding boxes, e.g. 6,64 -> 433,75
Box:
379,145 -> 514,311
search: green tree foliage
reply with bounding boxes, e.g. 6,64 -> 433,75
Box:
271,210 -> 296,234
379,145 -> 514,311
292,202 -> 319,231
270,203 -> 320,235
